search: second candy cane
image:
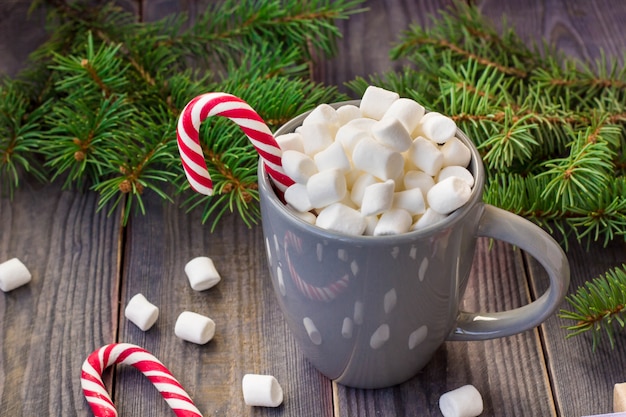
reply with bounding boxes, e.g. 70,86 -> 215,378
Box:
177,92 -> 294,195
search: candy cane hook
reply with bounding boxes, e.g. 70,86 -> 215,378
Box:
177,92 -> 294,195
81,343 -> 203,417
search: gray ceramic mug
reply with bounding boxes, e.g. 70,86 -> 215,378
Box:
258,101 -> 570,389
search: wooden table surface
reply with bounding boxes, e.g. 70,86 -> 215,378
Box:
2,1 -> 626,416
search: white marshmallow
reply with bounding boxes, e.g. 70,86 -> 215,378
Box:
124,293 -> 159,331
174,311 -> 216,345
441,137 -> 471,167
403,170 -> 435,193
411,208 -> 448,230
373,209 -> 412,236
352,137 -> 404,181
419,112 -> 457,144
302,103 -> 340,132
360,179 -> 395,216
383,98 -> 425,135
242,374 -> 284,408
363,215 -> 379,236
371,117 -> 412,152
360,86 -> 399,120
427,176 -> 472,214
286,206 -> 317,224
344,168 -> 363,188
350,173 -> 379,206
274,132 -> 304,153
0,258 -> 31,292
184,256 -> 221,291
438,166 -> 475,187
284,183 -> 313,213
316,203 -> 367,236
336,104 -> 362,125
344,117 -> 377,131
299,123 -> 335,156
335,125 -> 371,154
306,169 -> 347,207
314,141 -> 351,173
393,188 -> 426,215
439,385 -> 483,417
407,137 -> 443,176
281,150 -> 317,184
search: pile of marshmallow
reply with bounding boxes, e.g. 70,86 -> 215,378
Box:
277,85 -> 474,236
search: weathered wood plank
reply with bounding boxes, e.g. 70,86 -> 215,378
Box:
0,178 -> 122,416
527,239 -> 626,416
116,191 -> 334,416
310,0 -> 457,95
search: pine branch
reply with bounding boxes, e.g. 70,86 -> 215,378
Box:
0,0 -> 363,227
559,264 -> 626,351
349,0 -> 626,249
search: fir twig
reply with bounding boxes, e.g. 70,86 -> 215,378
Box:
559,264 -> 626,351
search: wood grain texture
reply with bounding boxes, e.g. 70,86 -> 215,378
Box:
310,0 -> 457,95
0,1 -> 49,77
476,0 -> 626,65
115,191 -> 334,416
527,239 -> 626,416
0,178 -> 122,416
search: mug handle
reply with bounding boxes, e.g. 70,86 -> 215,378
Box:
447,204 -> 570,341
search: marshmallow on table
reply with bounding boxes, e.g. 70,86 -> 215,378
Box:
0,258 -> 31,292
175,311 -> 216,345
124,293 -> 159,331
184,256 -> 221,291
281,150 -> 317,184
427,176 -> 472,215
419,111 -> 457,144
615,382 -> 626,412
360,85 -> 399,120
439,384 -> 483,417
242,374 -> 284,407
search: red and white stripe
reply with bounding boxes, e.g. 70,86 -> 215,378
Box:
81,343 -> 203,417
177,92 -> 294,195
284,231 -> 350,302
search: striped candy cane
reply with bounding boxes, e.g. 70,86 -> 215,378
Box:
177,92 -> 294,195
81,343 -> 203,417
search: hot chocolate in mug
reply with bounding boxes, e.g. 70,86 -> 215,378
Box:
258,101 -> 570,389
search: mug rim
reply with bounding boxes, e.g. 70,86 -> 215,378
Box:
258,100 -> 486,244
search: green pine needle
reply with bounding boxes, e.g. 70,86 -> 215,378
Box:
559,264 -> 626,351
